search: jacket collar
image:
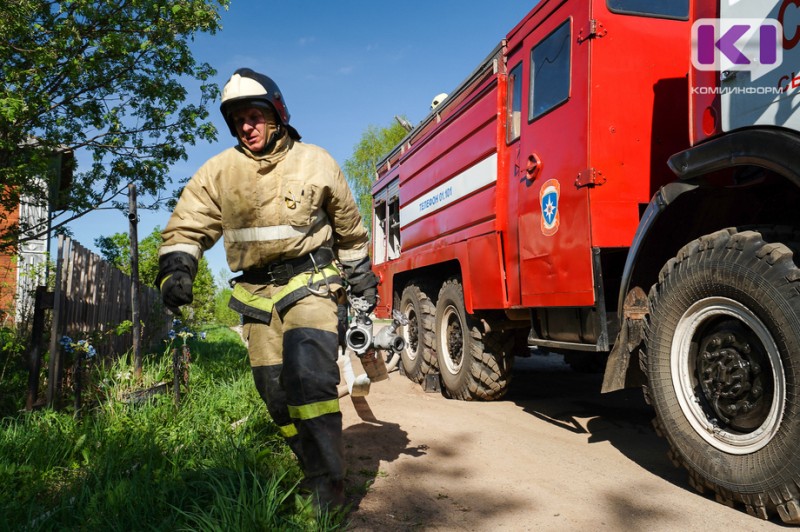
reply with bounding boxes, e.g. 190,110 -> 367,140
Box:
238,131 -> 292,163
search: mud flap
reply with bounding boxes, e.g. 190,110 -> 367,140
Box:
423,373 -> 441,393
601,287 -> 648,393
602,323 -> 631,393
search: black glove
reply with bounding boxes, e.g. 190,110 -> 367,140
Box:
341,256 -> 379,312
156,251 -> 198,314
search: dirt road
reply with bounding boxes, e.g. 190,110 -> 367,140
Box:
340,353 -> 784,531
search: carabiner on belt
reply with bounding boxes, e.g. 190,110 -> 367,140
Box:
306,250 -> 333,296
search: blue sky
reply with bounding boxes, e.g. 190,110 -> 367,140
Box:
67,1 -> 535,280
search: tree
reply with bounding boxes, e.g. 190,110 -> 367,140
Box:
191,259 -> 216,324
213,287 -> 240,327
0,0 -> 229,250
96,226 -> 216,324
94,233 -> 130,273
342,120 -> 409,233
95,227 -> 159,286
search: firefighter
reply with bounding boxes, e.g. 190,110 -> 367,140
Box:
156,67 -> 378,510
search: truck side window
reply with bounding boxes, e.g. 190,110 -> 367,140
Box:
373,199 -> 387,265
507,62 -> 523,143
388,196 -> 401,260
529,20 -> 570,120
606,0 -> 688,19
372,182 -> 401,264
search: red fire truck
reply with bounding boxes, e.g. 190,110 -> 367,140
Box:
370,0 -> 800,524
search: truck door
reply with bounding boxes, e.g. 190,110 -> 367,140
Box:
507,2 -> 594,308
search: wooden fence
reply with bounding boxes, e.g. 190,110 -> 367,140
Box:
26,235 -> 170,408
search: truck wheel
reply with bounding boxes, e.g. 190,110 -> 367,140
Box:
434,278 -> 512,401
645,227 -> 800,523
399,283 -> 436,383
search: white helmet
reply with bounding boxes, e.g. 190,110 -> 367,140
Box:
220,68 -> 300,140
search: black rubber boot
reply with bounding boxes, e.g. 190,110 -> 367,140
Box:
306,476 -> 345,511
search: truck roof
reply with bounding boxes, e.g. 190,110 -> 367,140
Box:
375,40 -> 505,179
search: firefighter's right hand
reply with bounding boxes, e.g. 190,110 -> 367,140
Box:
156,251 -> 198,314
160,272 -> 194,314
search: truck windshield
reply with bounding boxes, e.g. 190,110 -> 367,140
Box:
606,0 -> 688,19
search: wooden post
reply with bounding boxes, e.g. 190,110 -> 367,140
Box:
129,184 -> 142,378
47,236 -> 68,408
25,286 -> 49,410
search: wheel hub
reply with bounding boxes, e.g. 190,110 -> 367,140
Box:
698,327 -> 769,431
671,297 -> 785,454
405,308 -> 419,354
446,320 -> 463,360
441,305 -> 464,372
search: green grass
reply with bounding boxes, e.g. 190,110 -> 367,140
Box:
0,325 -> 344,531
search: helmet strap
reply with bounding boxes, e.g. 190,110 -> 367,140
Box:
240,123 -> 286,156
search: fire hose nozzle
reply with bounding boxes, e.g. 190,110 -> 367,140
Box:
345,322 -> 373,356
373,326 -> 406,353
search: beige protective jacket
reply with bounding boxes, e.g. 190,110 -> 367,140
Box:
160,135 -> 369,271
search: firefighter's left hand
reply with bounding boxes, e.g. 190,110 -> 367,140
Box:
342,256 -> 379,312
350,271 -> 378,312
360,285 -> 378,313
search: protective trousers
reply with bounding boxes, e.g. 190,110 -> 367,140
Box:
244,288 -> 344,494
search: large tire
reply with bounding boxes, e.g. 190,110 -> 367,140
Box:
645,227 -> 800,523
434,278 -> 513,401
398,283 -> 436,383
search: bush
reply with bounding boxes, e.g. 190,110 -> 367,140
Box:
214,287 -> 241,328
0,327 -> 28,417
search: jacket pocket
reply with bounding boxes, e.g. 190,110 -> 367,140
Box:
282,180 -> 319,226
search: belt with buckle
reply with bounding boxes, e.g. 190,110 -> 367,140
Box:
239,247 -> 335,285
